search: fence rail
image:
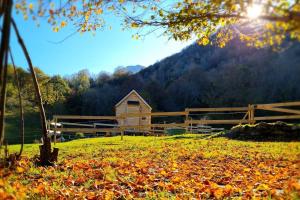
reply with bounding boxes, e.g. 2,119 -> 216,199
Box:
53,115 -> 117,120
185,107 -> 248,112
186,119 -> 249,125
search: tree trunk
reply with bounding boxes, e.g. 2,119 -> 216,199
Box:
11,19 -> 58,165
9,49 -> 25,159
0,0 -> 12,146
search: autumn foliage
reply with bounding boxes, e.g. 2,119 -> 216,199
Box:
14,0 -> 300,48
0,136 -> 299,199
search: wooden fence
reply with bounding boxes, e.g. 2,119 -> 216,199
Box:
50,101 -> 300,140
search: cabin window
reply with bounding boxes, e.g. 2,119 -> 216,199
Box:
127,100 -> 140,106
142,117 -> 146,120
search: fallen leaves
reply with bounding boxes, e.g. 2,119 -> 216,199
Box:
0,137 -> 299,199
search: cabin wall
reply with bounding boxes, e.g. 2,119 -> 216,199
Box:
115,93 -> 151,130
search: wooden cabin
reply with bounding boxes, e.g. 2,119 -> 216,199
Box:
115,90 -> 152,131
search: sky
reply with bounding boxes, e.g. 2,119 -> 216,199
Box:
10,11 -> 193,76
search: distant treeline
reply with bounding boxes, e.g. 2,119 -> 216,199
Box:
5,38 -> 300,143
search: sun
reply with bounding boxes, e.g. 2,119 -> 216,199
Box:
246,4 -> 263,19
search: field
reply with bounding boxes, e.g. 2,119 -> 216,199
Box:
1,135 -> 300,199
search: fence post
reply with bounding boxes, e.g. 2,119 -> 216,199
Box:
248,105 -> 255,125
190,118 -> 193,133
121,129 -> 124,140
185,109 -> 189,133
54,117 -> 57,145
251,105 -> 255,125
248,104 -> 251,124
120,123 -> 124,141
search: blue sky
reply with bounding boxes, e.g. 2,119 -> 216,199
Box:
10,11 -> 193,76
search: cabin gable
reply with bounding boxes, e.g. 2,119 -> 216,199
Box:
115,90 -> 152,131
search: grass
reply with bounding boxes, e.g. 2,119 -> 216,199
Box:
9,134 -> 300,159
2,135 -> 300,199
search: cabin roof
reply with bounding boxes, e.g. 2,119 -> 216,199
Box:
115,90 -> 152,110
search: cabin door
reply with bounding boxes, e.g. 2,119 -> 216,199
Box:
126,101 -> 141,127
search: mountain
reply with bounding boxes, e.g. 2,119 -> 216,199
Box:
125,65 -> 145,74
113,65 -> 145,76
67,37 -> 300,116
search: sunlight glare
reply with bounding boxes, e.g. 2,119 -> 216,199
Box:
246,4 -> 263,19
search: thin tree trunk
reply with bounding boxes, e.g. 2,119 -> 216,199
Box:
0,0 -> 12,146
0,52 -> 9,147
11,19 -> 57,165
9,49 -> 24,159
11,19 -> 47,139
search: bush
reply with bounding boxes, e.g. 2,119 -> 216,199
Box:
75,132 -> 85,139
227,121 -> 300,141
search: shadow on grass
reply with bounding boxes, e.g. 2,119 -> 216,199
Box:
163,134 -> 300,142
101,143 -> 120,145
227,137 -> 300,142
163,134 -> 212,140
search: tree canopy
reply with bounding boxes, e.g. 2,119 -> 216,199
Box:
14,0 -> 300,47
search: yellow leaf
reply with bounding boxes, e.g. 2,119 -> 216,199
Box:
224,184 -> 233,195
53,27 -> 59,32
187,187 -> 195,193
60,21 -> 67,28
171,176 -> 180,183
85,14 -> 90,21
160,170 -> 167,176
131,22 -> 139,28
96,8 -> 103,15
16,166 -> 25,173
198,37 -> 209,45
15,3 -> 21,9
213,188 -> 224,199
28,3 -> 33,10
159,9 -> 164,17
256,183 -> 269,191
243,168 -> 251,172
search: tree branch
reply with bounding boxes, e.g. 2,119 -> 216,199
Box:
129,12 -> 300,27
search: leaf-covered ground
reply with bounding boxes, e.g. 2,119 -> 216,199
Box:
1,135 -> 300,199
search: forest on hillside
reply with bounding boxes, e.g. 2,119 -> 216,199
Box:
5,38 -> 300,143
65,38 -> 300,115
